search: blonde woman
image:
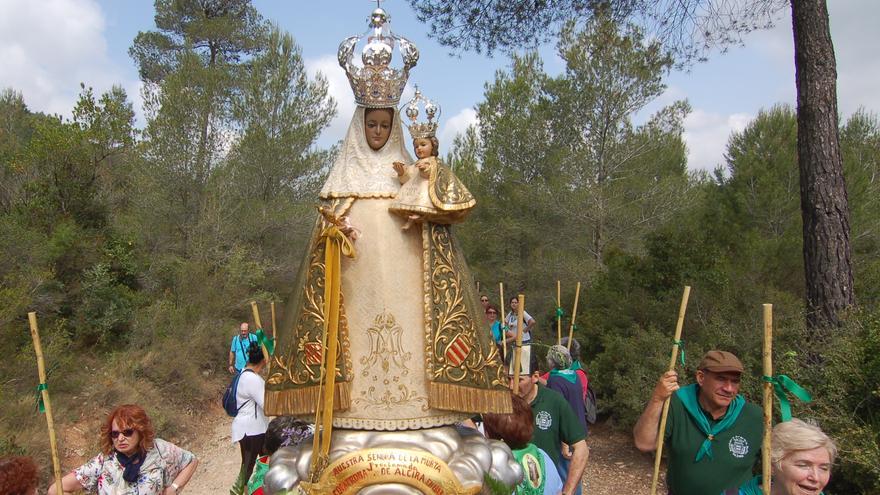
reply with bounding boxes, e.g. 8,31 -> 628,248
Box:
723,418 -> 837,495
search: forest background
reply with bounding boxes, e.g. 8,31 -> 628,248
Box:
1,1 -> 879,493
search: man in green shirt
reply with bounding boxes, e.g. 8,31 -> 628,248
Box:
633,350 -> 763,495
510,347 -> 588,495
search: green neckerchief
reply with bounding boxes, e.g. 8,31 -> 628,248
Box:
255,328 -> 275,355
733,475 -> 762,495
512,443 -> 545,495
676,383 -> 745,462
549,368 -> 578,384
570,360 -> 583,372
730,476 -> 823,495
247,455 -> 270,494
762,374 -> 812,422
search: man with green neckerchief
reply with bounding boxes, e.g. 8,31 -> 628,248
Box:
633,350 -> 763,495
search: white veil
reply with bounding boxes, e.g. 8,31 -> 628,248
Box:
320,106 -> 413,199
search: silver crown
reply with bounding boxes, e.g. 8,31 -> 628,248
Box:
338,7 -> 419,108
402,87 -> 441,139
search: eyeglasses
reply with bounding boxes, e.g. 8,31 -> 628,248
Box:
110,428 -> 136,439
486,311 -> 497,314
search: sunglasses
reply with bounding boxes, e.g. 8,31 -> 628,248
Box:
110,428 -> 136,439
486,310 -> 497,314
480,299 -> 489,302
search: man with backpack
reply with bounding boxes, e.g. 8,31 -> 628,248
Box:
228,322 -> 258,374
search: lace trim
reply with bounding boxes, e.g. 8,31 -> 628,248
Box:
331,412 -> 468,431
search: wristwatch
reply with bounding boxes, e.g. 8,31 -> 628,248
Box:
170,482 -> 180,493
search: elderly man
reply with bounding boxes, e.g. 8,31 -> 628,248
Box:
510,349 -> 588,495
633,350 -> 763,495
228,322 -> 275,374
229,322 -> 257,374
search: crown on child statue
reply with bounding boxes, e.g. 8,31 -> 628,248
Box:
402,87 -> 441,139
338,6 -> 419,108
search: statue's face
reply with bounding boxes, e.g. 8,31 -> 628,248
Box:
413,138 -> 433,159
364,108 -> 393,150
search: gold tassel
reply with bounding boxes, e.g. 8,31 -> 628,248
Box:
428,382 -> 513,414
264,383 -> 351,417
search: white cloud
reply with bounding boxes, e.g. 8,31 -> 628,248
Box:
744,0 -> 880,117
683,110 -> 752,172
828,1 -> 880,116
438,107 -> 478,152
305,54 -> 356,146
0,0 -> 141,119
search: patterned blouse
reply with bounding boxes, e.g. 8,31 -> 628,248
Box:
75,438 -> 195,494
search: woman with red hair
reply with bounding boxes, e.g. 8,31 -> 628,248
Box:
0,455 -> 39,494
483,394 -> 563,495
48,404 -> 197,495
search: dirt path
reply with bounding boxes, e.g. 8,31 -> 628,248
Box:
583,421 -> 668,495
183,408 -> 666,494
184,405 -> 242,494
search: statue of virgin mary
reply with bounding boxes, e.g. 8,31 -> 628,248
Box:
264,7 -> 510,431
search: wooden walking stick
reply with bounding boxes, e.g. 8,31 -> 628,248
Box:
499,283 -> 507,361
762,304 -> 773,495
250,301 -> 270,372
271,301 -> 277,336
556,280 -> 562,345
650,286 -> 692,495
27,312 -> 63,489
510,294 -> 526,392
566,282 -> 581,351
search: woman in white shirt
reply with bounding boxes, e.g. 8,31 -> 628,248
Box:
233,343 -> 269,483
505,295 -> 536,344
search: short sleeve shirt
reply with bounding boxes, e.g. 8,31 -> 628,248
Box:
529,384 -> 586,470
506,310 -> 534,342
664,393 -> 763,495
490,321 -> 503,342
230,333 -> 258,370
75,438 -> 195,495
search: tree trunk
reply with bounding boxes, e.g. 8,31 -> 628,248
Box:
791,0 -> 854,330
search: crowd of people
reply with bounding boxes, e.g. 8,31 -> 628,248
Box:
1,318 -> 837,495
474,294 -> 837,495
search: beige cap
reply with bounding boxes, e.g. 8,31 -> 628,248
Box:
698,350 -> 744,373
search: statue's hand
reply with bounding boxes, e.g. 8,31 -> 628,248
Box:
339,216 -> 361,242
417,161 -> 432,178
392,161 -> 406,176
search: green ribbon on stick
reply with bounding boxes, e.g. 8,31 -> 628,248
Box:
762,374 -> 812,422
555,307 -> 565,318
673,339 -> 686,366
35,383 -> 47,413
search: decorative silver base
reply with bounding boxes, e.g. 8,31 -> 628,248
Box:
264,425 -> 522,494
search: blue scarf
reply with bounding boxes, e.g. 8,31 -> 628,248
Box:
676,383 -> 745,462
116,449 -> 145,483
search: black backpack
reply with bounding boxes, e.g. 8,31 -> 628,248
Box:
222,368 -> 254,417
584,382 -> 598,424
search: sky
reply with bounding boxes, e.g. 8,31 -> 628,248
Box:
1,0 -> 878,172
